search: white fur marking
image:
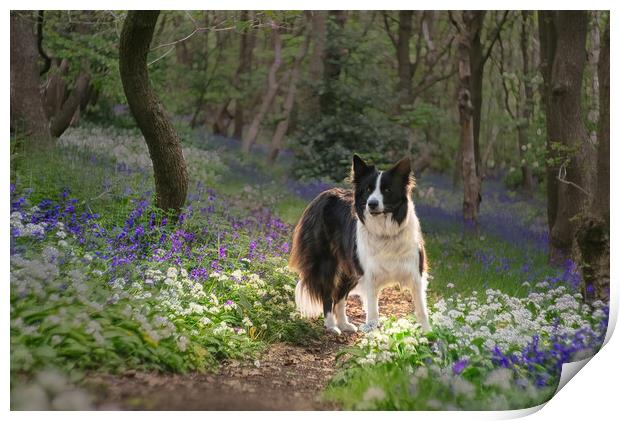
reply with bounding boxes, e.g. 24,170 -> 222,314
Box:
335,299 -> 357,332
324,312 -> 341,334
367,171 -> 384,213
294,280 -> 322,318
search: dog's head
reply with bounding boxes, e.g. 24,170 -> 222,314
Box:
350,154 -> 415,226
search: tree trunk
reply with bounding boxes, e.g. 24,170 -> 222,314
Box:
396,10 -> 414,103
309,11 -> 326,83
539,11 -> 591,262
10,11 -> 52,146
267,26 -> 311,164
576,15 -> 610,303
538,11 -> 560,240
242,22 -> 282,154
455,11 -> 482,230
587,11 -> 601,144
319,10 -> 347,116
49,70 -> 91,138
43,59 -> 69,120
233,10 -> 256,140
469,11 -> 486,175
119,11 -> 188,212
518,11 -> 534,194
212,100 -> 233,136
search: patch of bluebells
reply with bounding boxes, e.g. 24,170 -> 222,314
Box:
491,308 -> 608,388
11,181 -> 294,291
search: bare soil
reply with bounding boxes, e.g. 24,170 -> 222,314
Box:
85,287 -> 414,410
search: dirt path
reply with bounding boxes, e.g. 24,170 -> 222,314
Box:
86,288 -> 414,410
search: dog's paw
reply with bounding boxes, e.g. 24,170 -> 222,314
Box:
337,321 -> 358,333
360,320 -> 379,333
325,326 -> 342,335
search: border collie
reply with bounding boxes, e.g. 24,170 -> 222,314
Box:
289,154 -> 431,334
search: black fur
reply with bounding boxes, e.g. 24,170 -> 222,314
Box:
289,188 -> 362,314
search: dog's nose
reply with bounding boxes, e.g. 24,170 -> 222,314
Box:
368,199 -> 379,210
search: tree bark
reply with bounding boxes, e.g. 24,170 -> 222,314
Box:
455,11 -> 482,230
233,11 -> 256,140
267,25 -> 311,164
576,15 -> 610,303
518,11 -> 534,194
469,11 -> 485,175
43,59 -> 69,120
119,11 -> 188,212
242,22 -> 282,154
10,11 -> 52,146
587,11 -> 601,144
319,10 -> 347,116
539,11 -> 591,262
469,11 -> 508,175
309,11 -> 326,83
595,17 -> 610,226
49,70 -> 91,138
396,11 -> 414,102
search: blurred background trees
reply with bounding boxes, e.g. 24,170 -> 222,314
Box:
9,10 -> 610,301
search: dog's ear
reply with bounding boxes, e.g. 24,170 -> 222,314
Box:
390,156 -> 411,178
389,156 -> 415,190
351,154 -> 374,184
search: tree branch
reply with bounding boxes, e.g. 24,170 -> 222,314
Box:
481,11 -> 509,65
382,12 -> 398,49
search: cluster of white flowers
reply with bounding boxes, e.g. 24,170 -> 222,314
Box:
355,318 -> 428,366
11,211 -> 47,238
430,286 -> 604,354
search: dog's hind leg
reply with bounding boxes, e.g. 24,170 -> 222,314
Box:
334,274 -> 358,332
323,295 -> 340,335
412,272 -> 431,332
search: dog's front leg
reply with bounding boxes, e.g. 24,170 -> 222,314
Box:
360,278 -> 380,333
412,272 -> 432,332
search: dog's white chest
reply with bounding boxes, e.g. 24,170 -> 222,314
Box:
356,205 -> 421,288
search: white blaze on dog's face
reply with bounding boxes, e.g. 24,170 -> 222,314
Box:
367,172 -> 385,215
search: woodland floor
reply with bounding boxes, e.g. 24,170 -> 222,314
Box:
85,288 -> 413,410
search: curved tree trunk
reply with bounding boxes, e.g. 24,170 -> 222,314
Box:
10,11 -> 52,147
119,11 -> 188,212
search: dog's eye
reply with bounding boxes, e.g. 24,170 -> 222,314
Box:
384,187 -> 391,193
367,186 -> 373,192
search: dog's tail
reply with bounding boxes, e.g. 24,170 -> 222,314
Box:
295,279 -> 323,318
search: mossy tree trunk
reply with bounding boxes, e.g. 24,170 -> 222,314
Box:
119,10 -> 188,213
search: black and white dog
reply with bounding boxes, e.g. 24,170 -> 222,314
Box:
289,154 -> 431,334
